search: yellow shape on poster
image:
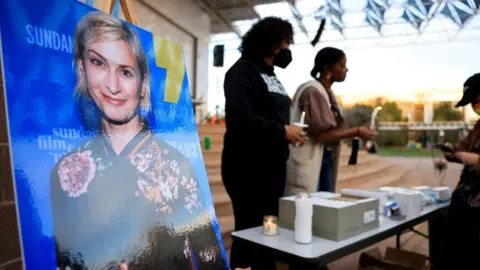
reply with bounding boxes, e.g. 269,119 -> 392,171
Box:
153,36 -> 185,104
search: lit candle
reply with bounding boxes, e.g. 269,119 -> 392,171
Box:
370,106 -> 382,130
293,111 -> 308,147
299,111 -> 306,125
295,192 -> 313,244
262,216 -> 278,236
366,106 -> 382,151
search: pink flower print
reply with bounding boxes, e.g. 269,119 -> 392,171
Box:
159,205 -> 172,214
137,178 -> 163,204
131,153 -> 150,173
159,181 -> 173,201
181,176 -> 201,213
58,151 -> 96,197
169,160 -> 180,175
181,176 -> 197,193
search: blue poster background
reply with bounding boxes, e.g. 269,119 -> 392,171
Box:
0,0 -> 227,268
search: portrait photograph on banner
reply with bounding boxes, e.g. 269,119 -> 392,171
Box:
0,0 -> 228,269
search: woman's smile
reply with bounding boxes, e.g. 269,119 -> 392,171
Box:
102,94 -> 127,106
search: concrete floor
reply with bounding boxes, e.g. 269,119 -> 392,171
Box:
278,157 -> 463,270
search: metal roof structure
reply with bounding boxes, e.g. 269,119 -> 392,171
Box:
198,0 -> 480,50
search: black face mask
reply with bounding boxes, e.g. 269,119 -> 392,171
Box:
273,48 -> 292,69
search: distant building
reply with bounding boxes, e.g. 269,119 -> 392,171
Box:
339,88 -> 476,122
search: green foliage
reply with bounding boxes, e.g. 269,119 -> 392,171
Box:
343,104 -> 374,128
428,130 -> 461,144
376,130 -> 409,147
433,102 -> 462,121
379,101 -> 403,121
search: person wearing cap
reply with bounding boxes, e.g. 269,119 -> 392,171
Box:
440,73 -> 480,269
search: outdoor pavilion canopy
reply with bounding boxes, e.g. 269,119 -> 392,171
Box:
197,0 -> 480,49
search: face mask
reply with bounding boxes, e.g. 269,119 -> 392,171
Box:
273,48 -> 292,69
472,102 -> 480,115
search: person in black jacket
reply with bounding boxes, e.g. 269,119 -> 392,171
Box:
222,17 -> 307,270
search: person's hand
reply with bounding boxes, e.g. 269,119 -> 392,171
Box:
285,125 -> 308,145
357,127 -> 376,141
442,142 -> 455,159
455,151 -> 480,165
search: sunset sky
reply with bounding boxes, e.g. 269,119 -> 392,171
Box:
207,0 -> 480,114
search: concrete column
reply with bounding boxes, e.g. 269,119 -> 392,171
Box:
423,101 -> 433,124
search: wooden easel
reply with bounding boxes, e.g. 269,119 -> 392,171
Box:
93,0 -> 138,26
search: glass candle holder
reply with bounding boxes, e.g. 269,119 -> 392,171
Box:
295,192 -> 313,244
262,215 -> 278,236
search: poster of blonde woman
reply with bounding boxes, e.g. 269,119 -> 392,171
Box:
0,0 -> 228,269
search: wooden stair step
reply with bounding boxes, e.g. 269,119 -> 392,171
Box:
208,174 -> 223,185
338,154 -> 382,174
208,178 -> 226,194
346,165 -> 407,190
202,149 -> 222,159
339,151 -> 368,163
338,161 -> 392,181
389,169 -> 429,187
217,215 -> 235,235
199,141 -> 223,151
197,125 -> 226,134
337,162 -> 394,189
205,160 -> 222,169
198,135 -> 224,143
217,215 -> 235,252
212,191 -> 233,217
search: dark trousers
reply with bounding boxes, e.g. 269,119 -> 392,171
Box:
441,198 -> 480,269
317,149 -> 334,193
222,159 -> 285,270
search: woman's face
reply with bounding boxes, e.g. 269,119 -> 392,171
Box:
328,55 -> 348,82
79,39 -> 142,125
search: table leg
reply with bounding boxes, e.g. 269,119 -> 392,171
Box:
428,214 -> 445,270
396,232 -> 400,249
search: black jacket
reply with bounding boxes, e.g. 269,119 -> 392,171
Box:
222,55 -> 292,191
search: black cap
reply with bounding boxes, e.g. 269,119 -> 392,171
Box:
455,73 -> 480,107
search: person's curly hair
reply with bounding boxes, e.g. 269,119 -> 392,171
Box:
240,17 -> 294,58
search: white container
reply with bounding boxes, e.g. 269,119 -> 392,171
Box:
295,192 -> 313,244
432,187 -> 452,201
393,190 -> 422,217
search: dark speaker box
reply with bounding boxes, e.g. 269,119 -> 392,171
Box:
213,45 -> 224,67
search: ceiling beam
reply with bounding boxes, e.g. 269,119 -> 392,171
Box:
285,0 -> 309,38
244,0 -> 261,19
197,0 -> 242,38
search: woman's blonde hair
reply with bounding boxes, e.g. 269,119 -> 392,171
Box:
73,11 -> 151,112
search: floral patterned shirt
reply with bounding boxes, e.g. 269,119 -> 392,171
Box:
50,126 -> 227,270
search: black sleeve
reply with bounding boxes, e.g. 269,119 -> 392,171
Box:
224,61 -> 286,141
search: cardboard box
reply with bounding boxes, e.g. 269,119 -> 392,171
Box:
341,189 -> 389,215
359,247 -> 429,270
278,193 -> 379,241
